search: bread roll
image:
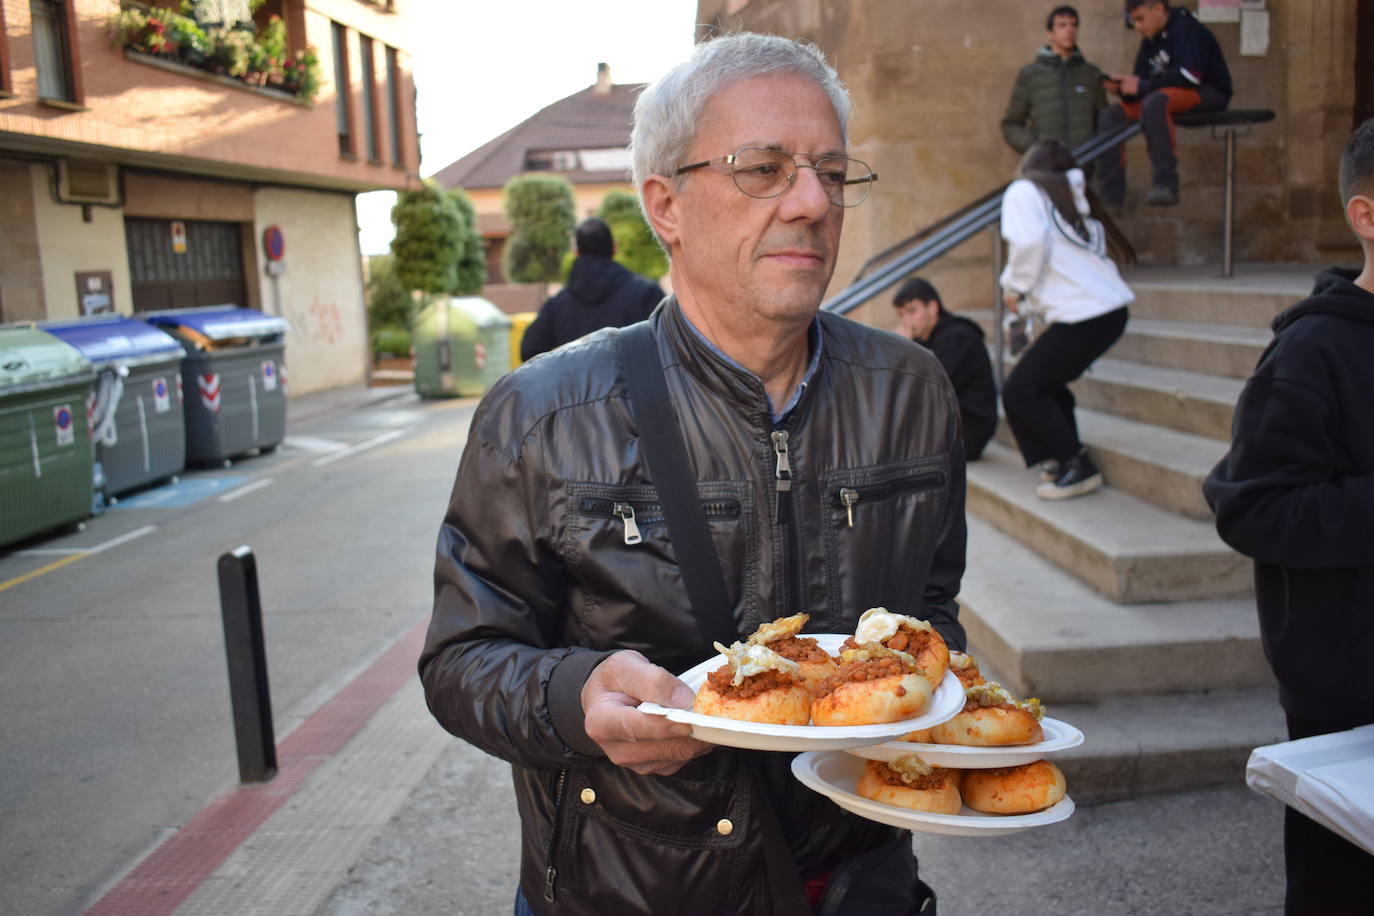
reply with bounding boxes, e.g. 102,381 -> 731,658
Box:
961,760 -> 1066,814
693,674 -> 811,725
811,669 -> 932,726
856,759 -> 961,814
929,706 -> 1044,746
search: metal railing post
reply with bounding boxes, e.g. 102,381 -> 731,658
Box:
1222,127 -> 1237,279
218,546 -> 278,784
991,225 -> 1005,391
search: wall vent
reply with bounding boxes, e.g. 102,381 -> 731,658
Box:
57,160 -> 121,205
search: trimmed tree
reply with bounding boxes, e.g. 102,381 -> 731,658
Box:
446,187 -> 486,296
502,174 -> 575,283
390,182 -> 463,295
598,189 -> 668,280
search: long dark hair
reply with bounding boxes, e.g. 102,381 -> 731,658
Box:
1017,140 -> 1136,265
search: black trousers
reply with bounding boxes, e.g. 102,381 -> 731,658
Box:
1001,307 -> 1128,468
1282,710 -> 1374,916
1095,83 -> 1228,204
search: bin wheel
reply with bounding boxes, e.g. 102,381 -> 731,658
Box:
222,459 -> 232,469
170,475 -> 180,485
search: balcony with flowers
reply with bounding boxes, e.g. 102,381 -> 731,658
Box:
108,1 -> 320,104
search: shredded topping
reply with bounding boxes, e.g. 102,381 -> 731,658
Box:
854,607 -> 933,645
747,613 -> 810,647
838,641 -> 919,671
950,651 -> 975,670
887,754 -> 937,783
966,682 -> 1045,719
712,640 -> 800,687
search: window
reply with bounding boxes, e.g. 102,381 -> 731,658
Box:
30,0 -> 78,103
359,35 -> 379,162
331,21 -> 353,155
385,45 -> 402,166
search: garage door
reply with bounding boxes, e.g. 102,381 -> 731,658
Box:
126,218 -> 248,312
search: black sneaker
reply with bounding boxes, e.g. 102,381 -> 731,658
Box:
1036,451 -> 1103,500
1145,185 -> 1179,207
1035,459 -> 1063,483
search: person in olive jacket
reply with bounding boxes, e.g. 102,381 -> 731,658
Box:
892,277 -> 996,461
1001,5 -> 1108,155
519,218 -> 663,361
421,33 -> 964,916
1203,117 -> 1374,916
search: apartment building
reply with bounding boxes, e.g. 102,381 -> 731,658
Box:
0,0 -> 422,393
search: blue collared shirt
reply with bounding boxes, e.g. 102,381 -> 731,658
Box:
679,313 -> 824,424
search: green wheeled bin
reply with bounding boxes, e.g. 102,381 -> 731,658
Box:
413,296 -> 512,398
0,326 -> 96,548
143,307 -> 290,466
41,316 -> 187,500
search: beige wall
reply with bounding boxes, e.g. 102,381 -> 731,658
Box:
252,186 -> 369,394
696,0 -> 1362,324
28,164 -> 134,321
0,162 -> 45,322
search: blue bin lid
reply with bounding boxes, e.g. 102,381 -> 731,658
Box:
143,306 -> 290,342
41,315 -> 185,368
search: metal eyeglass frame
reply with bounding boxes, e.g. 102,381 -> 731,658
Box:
674,146 -> 878,207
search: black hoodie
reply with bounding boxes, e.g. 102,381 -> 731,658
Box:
1204,268 -> 1374,720
924,310 -> 997,462
520,256 -> 663,361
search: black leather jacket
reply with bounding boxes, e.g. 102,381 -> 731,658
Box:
421,298 -> 967,914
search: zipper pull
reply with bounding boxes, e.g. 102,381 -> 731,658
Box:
840,487 -> 859,528
771,430 -> 792,525
544,865 -> 557,901
613,503 -> 642,545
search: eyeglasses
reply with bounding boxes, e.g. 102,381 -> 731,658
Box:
675,147 -> 878,207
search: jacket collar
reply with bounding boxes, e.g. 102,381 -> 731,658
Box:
658,296 -> 823,425
1036,46 -> 1084,65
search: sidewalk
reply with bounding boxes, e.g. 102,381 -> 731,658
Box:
83,608 -> 1287,916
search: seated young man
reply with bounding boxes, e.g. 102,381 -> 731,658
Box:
892,277 -> 997,461
1097,0 -> 1232,207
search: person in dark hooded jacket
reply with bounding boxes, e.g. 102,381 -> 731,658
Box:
519,218 -> 663,361
1001,5 -> 1108,156
1203,116 -> 1374,916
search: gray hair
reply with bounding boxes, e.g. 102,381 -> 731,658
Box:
629,32 -> 852,192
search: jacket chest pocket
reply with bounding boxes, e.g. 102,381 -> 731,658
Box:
559,482 -> 758,668
818,461 -> 948,618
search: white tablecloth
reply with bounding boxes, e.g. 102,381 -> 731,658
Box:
1246,724 -> 1374,855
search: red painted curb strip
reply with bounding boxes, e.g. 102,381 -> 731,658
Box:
85,618 -> 428,916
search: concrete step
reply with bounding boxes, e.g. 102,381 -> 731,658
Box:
1068,357 -> 1242,441
966,443 -> 1251,602
959,514 -> 1266,701
1122,263 -> 1312,328
1106,319 -> 1269,380
995,408 -> 1227,521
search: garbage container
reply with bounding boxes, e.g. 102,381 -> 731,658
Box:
0,326 -> 96,547
42,315 -> 187,499
143,307 -> 289,465
413,297 -> 513,397
507,311 -> 537,369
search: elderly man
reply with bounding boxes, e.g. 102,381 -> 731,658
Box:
421,32 -> 965,916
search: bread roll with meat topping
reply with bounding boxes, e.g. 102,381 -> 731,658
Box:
856,757 -> 961,814
929,683 -> 1045,746
960,760 -> 1066,814
844,608 -> 950,690
692,641 -> 811,725
745,613 -> 838,693
811,643 -> 933,726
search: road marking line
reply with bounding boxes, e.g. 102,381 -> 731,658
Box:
283,435 -> 348,454
217,478 -> 275,503
0,553 -> 88,593
310,429 -> 406,467
15,525 -> 156,558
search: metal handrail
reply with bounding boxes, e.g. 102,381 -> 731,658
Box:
822,123 -> 1142,317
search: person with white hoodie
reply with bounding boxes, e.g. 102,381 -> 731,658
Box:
999,139 -> 1135,499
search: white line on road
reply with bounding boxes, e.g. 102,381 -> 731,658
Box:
217,478 -> 275,503
310,429 -> 407,468
283,435 -> 349,453
16,525 -> 157,557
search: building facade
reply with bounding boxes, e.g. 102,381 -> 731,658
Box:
0,0 -> 422,394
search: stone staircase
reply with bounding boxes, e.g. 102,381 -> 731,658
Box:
955,263 -> 1318,804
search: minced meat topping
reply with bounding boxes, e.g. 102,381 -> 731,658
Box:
872,761 -> 948,790
769,635 -> 831,664
704,664 -> 801,699
813,656 -> 908,699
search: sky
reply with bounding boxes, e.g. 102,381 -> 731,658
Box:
356,0 -> 701,255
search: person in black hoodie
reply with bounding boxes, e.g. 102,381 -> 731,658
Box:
892,277 -> 997,460
519,218 -> 663,361
1097,0 -> 1232,207
1203,117 -> 1374,916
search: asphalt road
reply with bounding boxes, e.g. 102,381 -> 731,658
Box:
0,387 -> 477,916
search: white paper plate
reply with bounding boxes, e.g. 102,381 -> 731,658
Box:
792,750 -> 1076,837
844,716 -> 1085,768
637,633 -> 963,752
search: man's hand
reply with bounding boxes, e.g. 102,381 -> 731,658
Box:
1002,290 -> 1022,314
1102,75 -> 1122,95
1116,75 -> 1140,97
581,650 -> 713,776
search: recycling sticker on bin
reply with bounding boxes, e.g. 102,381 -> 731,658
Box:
54,404 -> 74,446
261,360 -> 277,391
152,377 -> 171,413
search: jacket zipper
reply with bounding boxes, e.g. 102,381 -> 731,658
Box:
835,471 -> 946,529
580,496 -> 742,545
772,427 -> 802,613
544,768 -> 568,903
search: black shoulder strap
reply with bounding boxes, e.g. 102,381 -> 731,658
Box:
616,322 -> 736,653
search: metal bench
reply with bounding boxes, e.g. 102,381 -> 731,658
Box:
1173,108 -> 1276,277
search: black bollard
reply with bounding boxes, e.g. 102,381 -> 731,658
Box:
218,545 -> 278,783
